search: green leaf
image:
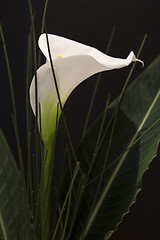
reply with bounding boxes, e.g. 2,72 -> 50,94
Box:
69,56 -> 160,240
0,131 -> 33,240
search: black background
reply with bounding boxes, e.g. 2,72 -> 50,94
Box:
0,0 -> 160,239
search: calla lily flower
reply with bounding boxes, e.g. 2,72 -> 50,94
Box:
30,33 -> 142,144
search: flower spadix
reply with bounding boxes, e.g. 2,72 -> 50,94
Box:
30,33 -> 142,144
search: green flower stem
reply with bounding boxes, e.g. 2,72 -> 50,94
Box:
44,141 -> 54,191
43,139 -> 54,240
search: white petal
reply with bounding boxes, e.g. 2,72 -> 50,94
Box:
30,63 -> 59,142
30,52 -> 136,116
54,53 -> 136,99
38,34 -> 137,66
39,33 -> 96,60
30,63 -> 55,115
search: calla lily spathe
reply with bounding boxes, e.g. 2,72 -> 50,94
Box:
30,33 -> 142,144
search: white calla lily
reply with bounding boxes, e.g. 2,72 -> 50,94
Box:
30,33 -> 143,144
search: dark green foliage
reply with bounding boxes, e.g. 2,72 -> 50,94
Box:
64,56 -> 160,240
0,131 -> 33,240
